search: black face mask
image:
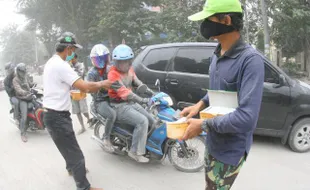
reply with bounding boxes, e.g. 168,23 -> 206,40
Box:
200,19 -> 235,39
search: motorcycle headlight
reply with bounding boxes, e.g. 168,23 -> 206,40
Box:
162,96 -> 173,106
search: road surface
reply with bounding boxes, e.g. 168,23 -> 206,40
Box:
0,75 -> 309,190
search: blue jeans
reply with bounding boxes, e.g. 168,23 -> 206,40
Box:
43,109 -> 91,190
114,103 -> 155,155
19,100 -> 29,135
96,101 -> 116,141
10,97 -> 19,120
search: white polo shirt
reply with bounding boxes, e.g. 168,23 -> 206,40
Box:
43,55 -> 80,111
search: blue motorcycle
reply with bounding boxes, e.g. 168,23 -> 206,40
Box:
90,84 -> 206,173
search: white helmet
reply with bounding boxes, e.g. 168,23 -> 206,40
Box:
90,44 -> 110,69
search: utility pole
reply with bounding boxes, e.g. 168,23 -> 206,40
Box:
260,0 -> 270,59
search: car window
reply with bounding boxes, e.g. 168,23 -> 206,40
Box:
173,48 -> 213,75
143,48 -> 176,71
265,64 -> 280,84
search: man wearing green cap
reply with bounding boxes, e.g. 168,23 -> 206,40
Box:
181,0 -> 265,189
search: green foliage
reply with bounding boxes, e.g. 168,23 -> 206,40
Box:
157,0 -> 205,43
282,61 -> 306,78
0,0 -> 305,63
18,0 -> 101,55
271,0 -> 310,56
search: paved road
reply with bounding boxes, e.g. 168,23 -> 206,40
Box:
0,75 -> 309,190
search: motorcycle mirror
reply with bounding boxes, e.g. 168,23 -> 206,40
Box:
136,84 -> 147,94
155,79 -> 160,92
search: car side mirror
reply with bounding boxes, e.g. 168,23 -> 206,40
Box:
155,79 -> 160,92
273,74 -> 286,88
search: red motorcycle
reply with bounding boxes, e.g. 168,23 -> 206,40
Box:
9,87 -> 45,131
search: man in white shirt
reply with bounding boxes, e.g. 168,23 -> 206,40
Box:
43,32 -> 109,190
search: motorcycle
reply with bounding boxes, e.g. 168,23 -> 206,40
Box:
90,80 -> 206,173
9,86 -> 45,131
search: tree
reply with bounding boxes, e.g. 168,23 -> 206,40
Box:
88,0 -> 161,50
18,0 -> 101,57
271,0 -> 310,71
156,0 -> 206,43
0,25 -> 36,65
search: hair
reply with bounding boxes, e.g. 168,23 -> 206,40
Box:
56,44 -> 68,53
213,12 -> 244,31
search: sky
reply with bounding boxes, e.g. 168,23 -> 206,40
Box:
0,0 -> 26,31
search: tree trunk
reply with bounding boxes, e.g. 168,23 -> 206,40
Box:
305,49 -> 309,77
260,0 -> 270,59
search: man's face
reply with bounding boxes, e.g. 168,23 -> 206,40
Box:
116,59 -> 132,73
207,15 -> 233,39
66,46 -> 76,56
117,59 -> 132,66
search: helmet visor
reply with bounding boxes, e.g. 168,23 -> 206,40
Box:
91,54 -> 110,69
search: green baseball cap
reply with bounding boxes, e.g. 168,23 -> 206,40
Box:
188,0 -> 243,21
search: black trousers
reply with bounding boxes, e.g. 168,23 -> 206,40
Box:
43,109 -> 90,190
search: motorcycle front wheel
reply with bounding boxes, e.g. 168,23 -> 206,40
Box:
168,136 -> 205,173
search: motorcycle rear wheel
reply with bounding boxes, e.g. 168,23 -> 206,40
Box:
94,121 -> 106,139
168,136 -> 205,173
93,122 -> 127,155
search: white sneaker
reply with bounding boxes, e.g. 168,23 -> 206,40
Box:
102,139 -> 115,153
128,152 -> 149,163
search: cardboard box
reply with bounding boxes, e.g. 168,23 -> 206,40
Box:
200,90 -> 238,119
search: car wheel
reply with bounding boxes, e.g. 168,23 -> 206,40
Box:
288,118 -> 310,153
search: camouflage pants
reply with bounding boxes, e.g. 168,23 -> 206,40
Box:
205,152 -> 245,190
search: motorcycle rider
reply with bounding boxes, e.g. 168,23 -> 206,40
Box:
108,44 -> 156,163
4,62 -> 20,124
87,44 -> 116,153
12,63 -> 34,142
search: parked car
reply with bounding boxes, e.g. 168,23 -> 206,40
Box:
133,42 -> 310,153
0,77 -> 4,91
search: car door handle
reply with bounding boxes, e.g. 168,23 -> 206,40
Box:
167,79 -> 179,85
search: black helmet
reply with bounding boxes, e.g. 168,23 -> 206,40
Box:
16,63 -> 27,80
56,32 -> 83,49
16,63 -> 26,72
4,62 -> 15,76
5,62 -> 12,70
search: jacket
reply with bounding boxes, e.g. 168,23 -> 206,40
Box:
4,73 -> 15,97
202,38 -> 264,166
13,76 -> 32,100
108,66 -> 144,103
87,67 -> 109,102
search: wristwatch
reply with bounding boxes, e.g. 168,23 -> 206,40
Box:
201,119 -> 211,132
